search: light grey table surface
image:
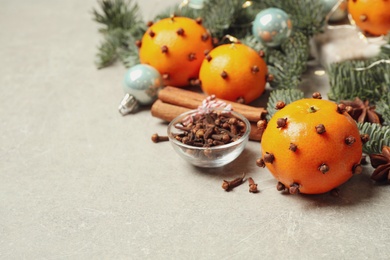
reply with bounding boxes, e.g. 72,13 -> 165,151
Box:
1,0 -> 390,259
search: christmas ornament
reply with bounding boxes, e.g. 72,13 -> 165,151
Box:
184,0 -> 206,9
322,0 -> 347,22
118,64 -> 163,115
252,8 -> 292,47
138,16 -> 213,87
199,42 -> 267,104
348,0 -> 390,36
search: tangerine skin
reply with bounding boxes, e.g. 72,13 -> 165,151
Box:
261,99 -> 363,194
139,17 -> 213,87
199,43 -> 267,104
348,0 -> 390,36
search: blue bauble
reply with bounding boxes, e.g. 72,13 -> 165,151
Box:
123,64 -> 163,105
321,0 -> 347,22
188,0 -> 206,9
252,8 -> 292,47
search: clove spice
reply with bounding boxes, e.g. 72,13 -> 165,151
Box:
248,177 -> 259,193
222,173 -> 246,191
151,133 -> 169,143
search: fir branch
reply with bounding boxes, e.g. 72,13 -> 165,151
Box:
327,58 -> 390,103
328,37 -> 390,150
94,28 -> 140,69
266,88 -> 304,120
263,31 -> 310,89
359,122 -> 390,155
328,36 -> 390,103
93,0 -> 145,68
95,37 -> 118,69
376,92 -> 390,125
378,39 -> 390,58
93,0 -> 145,36
201,0 -> 254,39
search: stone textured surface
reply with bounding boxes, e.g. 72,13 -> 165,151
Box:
1,0 -> 390,259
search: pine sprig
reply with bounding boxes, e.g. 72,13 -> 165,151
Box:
266,88 -> 304,120
327,36 -> 390,103
201,0 -> 254,39
93,0 -> 145,35
93,0 -> 145,68
95,35 -> 118,68
359,122 -> 390,155
327,58 -> 390,102
376,92 -> 390,125
264,31 -> 310,89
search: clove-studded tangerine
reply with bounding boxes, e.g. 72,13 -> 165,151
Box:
260,98 -> 363,194
348,0 -> 390,36
199,43 -> 267,104
139,16 -> 213,87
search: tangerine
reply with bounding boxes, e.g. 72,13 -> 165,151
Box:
260,98 -> 363,194
139,16 -> 213,87
348,0 -> 390,36
199,43 -> 267,104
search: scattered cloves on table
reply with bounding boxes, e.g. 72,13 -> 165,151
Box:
248,177 -> 259,193
222,173 -> 246,192
151,133 -> 169,143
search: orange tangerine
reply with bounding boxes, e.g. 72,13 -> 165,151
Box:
261,98 -> 363,194
139,17 -> 213,87
348,0 -> 390,36
199,43 -> 267,104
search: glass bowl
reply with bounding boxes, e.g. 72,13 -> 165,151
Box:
167,109 -> 250,168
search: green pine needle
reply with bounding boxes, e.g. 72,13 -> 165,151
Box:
266,31 -> 310,89
376,92 -> 390,125
266,88 -> 304,120
327,36 -> 390,104
93,0 -> 145,68
327,58 -> 390,103
359,122 -> 390,155
95,37 -> 118,69
200,0 -> 254,39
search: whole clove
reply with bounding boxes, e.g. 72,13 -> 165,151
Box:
222,173 -> 246,191
151,133 -> 169,143
248,177 -> 259,193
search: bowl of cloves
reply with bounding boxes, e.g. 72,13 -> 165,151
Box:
167,108 -> 250,167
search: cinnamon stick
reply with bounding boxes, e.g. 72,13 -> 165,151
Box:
151,99 -> 263,141
158,86 -> 267,122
